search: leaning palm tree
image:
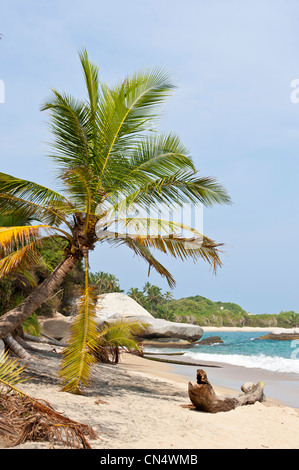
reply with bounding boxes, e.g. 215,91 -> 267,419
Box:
0,49 -> 230,376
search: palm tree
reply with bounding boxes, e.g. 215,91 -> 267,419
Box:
155,304 -> 175,321
89,271 -> 122,293
0,48 -> 230,375
163,290 -> 174,314
288,313 -> 299,328
146,284 -> 163,313
142,282 -> 152,296
127,287 -> 147,308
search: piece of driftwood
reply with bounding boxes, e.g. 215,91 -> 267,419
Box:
25,333 -> 67,347
188,369 -> 265,413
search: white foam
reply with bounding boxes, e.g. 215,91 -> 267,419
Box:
184,352 -> 299,374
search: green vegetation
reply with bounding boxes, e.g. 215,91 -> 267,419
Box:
0,237 -> 84,326
126,284 -> 298,328
1,235 -> 297,332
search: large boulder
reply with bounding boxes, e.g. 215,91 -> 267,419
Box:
196,336 -> 223,345
96,293 -> 203,343
255,328 -> 299,341
39,312 -> 74,341
96,293 -> 153,321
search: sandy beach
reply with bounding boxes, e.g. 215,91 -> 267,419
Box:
200,326 -> 282,332
1,340 -> 298,450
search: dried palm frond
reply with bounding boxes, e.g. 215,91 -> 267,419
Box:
0,351 -> 98,448
0,393 -> 97,449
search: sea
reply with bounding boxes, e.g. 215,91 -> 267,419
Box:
144,331 -> 299,408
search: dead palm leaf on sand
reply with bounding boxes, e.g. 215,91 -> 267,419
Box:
0,351 -> 98,448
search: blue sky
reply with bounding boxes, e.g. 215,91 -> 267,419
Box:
0,0 -> 298,314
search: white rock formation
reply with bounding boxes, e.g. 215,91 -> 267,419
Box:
96,293 -> 203,342
96,293 -> 153,322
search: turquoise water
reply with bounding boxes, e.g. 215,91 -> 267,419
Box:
145,331 -> 299,374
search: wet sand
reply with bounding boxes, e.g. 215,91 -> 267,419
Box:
149,354 -> 299,409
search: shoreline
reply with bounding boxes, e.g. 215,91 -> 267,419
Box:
2,346 -> 299,449
144,353 -> 299,409
202,326 -> 282,332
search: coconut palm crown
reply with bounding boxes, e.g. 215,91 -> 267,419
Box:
0,47 -> 231,343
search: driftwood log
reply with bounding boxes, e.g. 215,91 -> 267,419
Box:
188,369 -> 265,413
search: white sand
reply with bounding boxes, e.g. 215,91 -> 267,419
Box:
3,345 -> 298,450
203,326 -> 281,332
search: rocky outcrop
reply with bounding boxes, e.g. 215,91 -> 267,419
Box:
96,293 -> 203,343
38,293 -> 204,343
96,293 -> 153,321
39,312 -> 74,341
196,336 -> 223,345
255,328 -> 299,341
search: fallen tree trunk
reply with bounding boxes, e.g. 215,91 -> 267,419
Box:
4,334 -> 33,362
24,333 -> 67,347
188,369 -> 265,413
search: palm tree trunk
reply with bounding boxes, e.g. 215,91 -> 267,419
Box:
0,255 -> 78,340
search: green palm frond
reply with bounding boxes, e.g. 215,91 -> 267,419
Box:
0,242 -> 42,278
106,235 -> 176,288
58,286 -> 98,395
99,68 -> 175,176
41,90 -> 91,171
98,319 -> 148,348
100,132 -> 195,197
94,319 -> 148,363
0,172 -> 73,209
107,171 -> 230,212
78,47 -> 100,117
0,194 -> 68,228
0,351 -> 28,394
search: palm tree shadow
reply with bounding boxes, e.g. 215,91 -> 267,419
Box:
24,348 -> 186,401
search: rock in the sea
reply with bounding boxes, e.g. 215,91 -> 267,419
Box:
141,338 -> 193,348
196,336 -> 223,345
255,328 -> 299,341
96,293 -> 203,343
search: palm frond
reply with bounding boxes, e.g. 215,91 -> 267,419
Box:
108,171 -> 231,211
94,319 -> 148,363
100,132 -> 195,197
98,319 -> 148,347
0,242 -> 42,278
0,225 -> 47,256
78,47 -> 99,116
58,286 -> 98,394
0,172 -> 73,210
136,233 -> 224,274
103,235 -> 176,287
98,67 -> 176,176
0,352 -> 97,448
41,90 -> 91,171
0,351 -> 28,393
0,194 -> 71,228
